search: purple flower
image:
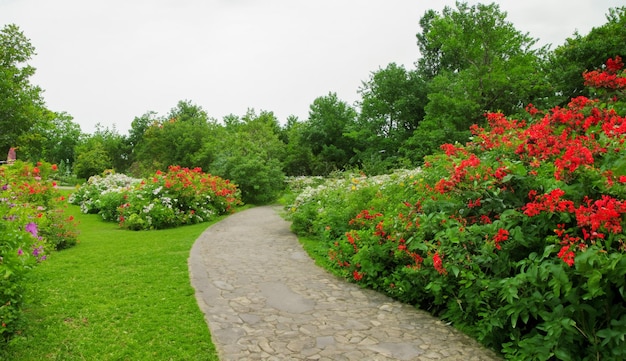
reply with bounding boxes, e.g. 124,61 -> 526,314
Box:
1,184 -> 7,191
25,222 -> 38,238
32,246 -> 46,262
17,248 -> 23,256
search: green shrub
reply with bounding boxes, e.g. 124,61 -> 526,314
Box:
212,155 -> 285,205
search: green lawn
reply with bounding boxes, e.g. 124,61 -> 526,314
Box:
2,200 -> 221,360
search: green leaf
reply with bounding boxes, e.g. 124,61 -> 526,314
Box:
450,265 -> 460,277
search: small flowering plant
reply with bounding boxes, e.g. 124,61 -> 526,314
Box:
289,58 -> 626,360
71,166 -> 242,230
0,161 -> 79,342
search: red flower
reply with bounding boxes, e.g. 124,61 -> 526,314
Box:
557,245 -> 575,267
353,270 -> 363,281
433,252 -> 446,275
51,164 -> 58,171
606,56 -> 624,72
468,198 -> 481,208
493,228 -> 509,250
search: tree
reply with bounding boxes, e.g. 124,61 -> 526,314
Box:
0,24 -> 47,157
302,92 -> 358,174
354,63 -> 427,172
73,141 -> 112,179
548,7 -> 626,104
18,111 -> 82,164
404,1 -> 550,162
132,101 -> 215,173
211,110 -> 286,204
280,115 -> 317,176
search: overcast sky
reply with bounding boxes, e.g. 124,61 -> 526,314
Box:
1,0 -> 623,134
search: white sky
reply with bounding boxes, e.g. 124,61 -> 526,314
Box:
1,0 -> 623,134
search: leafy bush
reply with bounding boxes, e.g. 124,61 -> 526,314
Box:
70,166 -> 242,230
212,154 -> 285,204
0,161 -> 79,343
287,58 -> 626,359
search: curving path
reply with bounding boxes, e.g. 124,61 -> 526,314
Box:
188,206 -> 502,361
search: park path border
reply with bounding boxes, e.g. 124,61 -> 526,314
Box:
189,206 -> 502,360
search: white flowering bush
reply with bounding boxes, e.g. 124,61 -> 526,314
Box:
69,172 -> 141,214
285,169 -> 421,239
70,166 -> 242,230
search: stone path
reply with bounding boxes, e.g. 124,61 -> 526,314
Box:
188,206 -> 502,361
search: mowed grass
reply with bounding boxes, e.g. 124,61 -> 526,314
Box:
3,199 -> 222,360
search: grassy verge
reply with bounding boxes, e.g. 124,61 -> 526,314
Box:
2,199 -> 222,360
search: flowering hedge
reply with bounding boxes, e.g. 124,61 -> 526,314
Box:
0,161 -> 79,342
70,166 -> 242,230
287,58 -> 626,360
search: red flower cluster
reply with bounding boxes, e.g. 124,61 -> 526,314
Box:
523,189 -> 575,216
583,56 -> 626,89
349,209 -> 383,228
493,228 -> 509,250
432,252 -> 446,275
576,195 -> 626,238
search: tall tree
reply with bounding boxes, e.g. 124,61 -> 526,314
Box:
133,101 -> 214,172
19,111 -> 82,164
73,125 -> 130,178
303,92 -> 358,174
548,6 -> 626,104
280,115 -> 317,176
211,109 -> 286,204
0,24 -> 47,157
354,63 -> 427,172
404,1 -> 550,163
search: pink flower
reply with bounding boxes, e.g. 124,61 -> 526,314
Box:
25,222 -> 38,238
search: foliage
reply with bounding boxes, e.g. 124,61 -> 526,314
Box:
353,63 -> 427,172
211,110 -> 286,204
286,170 -> 421,242
73,139 -> 113,179
301,92 -> 359,174
0,24 -> 48,157
280,115 -> 318,176
70,166 -> 241,230
549,6 -> 626,104
132,101 -> 217,173
405,1 -> 552,162
0,161 -> 79,344
287,59 -> 626,359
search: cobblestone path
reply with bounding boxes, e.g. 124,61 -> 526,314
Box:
189,206 -> 502,361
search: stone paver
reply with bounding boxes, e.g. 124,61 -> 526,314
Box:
189,206 -> 502,360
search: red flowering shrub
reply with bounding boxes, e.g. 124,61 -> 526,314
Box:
290,58 -> 626,360
1,161 -> 79,343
